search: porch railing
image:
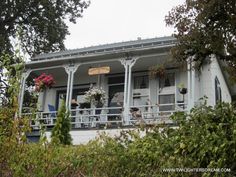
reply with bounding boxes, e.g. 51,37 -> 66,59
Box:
23,103 -> 187,129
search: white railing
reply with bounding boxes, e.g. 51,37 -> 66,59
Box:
22,103 -> 187,129
70,107 -> 123,128
129,103 -> 187,124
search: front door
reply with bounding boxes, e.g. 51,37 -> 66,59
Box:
108,76 -> 124,120
108,85 -> 124,107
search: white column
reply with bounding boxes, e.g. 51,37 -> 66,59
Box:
64,64 -> 80,110
120,58 -> 138,125
187,58 -> 192,112
18,70 -> 31,116
191,63 -> 195,108
127,59 -> 137,111
121,61 -> 128,108
120,59 -> 128,123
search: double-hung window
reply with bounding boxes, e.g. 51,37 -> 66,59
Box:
158,73 -> 175,111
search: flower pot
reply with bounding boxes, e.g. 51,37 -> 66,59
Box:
95,101 -> 103,115
179,88 -> 187,94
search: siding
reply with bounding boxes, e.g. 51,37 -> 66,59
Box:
198,56 -> 231,106
45,128 -> 136,144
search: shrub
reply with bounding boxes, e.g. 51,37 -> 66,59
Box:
51,100 -> 72,145
1,102 -> 235,176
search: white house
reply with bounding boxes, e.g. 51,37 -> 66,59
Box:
19,36 -> 234,144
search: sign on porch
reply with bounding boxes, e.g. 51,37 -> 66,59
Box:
88,66 -> 110,75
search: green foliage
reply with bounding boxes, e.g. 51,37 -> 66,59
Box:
163,102 -> 236,176
0,52 -> 24,106
23,90 -> 38,110
51,100 -> 72,145
0,107 -> 31,176
165,0 -> 236,79
1,0 -> 89,104
0,101 -> 235,176
0,0 -> 90,57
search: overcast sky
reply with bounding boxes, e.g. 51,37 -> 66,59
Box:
65,0 -> 185,49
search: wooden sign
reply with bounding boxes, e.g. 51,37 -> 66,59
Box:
88,66 -> 110,75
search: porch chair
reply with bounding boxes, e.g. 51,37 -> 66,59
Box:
47,104 -> 57,125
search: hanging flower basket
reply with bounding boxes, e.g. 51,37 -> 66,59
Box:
84,87 -> 106,107
148,64 -> 166,79
179,87 -> 187,94
34,73 -> 55,92
177,83 -> 187,94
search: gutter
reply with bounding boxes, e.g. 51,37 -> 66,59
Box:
26,43 -> 175,67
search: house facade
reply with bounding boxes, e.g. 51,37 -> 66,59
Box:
20,36 -> 233,144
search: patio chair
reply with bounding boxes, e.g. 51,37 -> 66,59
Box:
47,104 -> 57,125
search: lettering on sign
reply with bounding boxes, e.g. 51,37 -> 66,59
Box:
88,66 -> 110,75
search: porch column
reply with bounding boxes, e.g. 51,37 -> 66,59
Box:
187,58 -> 191,111
120,57 -> 138,125
191,62 -> 195,108
64,64 -> 80,110
187,57 -> 194,112
18,70 -> 31,116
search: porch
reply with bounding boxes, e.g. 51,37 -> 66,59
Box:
20,37 -> 195,130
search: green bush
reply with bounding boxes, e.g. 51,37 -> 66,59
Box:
51,100 -> 72,145
73,102 -> 236,177
0,102 -> 235,176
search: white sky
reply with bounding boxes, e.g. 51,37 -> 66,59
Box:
65,0 -> 185,49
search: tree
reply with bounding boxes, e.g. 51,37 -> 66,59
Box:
0,52 -> 24,106
0,0 -> 90,57
0,0 -> 89,105
165,0 -> 236,80
51,100 -> 72,145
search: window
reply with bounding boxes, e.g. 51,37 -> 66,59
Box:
56,90 -> 66,110
134,75 -> 149,89
159,94 -> 175,111
56,88 -> 89,110
133,75 -> 149,109
159,73 -> 175,88
215,77 -> 222,103
108,76 -> 124,85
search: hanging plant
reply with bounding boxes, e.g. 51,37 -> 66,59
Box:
148,64 -> 166,79
177,83 -> 187,94
84,87 -> 106,107
34,73 -> 55,92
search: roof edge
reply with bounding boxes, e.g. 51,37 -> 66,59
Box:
31,36 -> 176,61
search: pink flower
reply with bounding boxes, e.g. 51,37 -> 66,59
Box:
34,73 -> 55,92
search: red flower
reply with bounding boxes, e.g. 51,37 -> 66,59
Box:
34,73 -> 55,92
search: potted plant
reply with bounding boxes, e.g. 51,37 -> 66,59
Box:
34,73 -> 55,92
148,64 -> 166,79
177,83 -> 187,94
84,87 -> 106,108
